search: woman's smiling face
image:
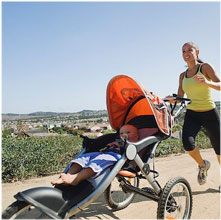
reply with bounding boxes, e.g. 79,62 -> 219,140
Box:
182,43 -> 199,63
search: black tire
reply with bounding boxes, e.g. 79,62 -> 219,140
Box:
104,175 -> 139,210
157,176 -> 192,220
2,200 -> 50,219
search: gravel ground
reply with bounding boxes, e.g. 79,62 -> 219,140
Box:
2,149 -> 221,219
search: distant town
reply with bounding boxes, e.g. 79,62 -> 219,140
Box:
2,110 -> 112,138
2,101 -> 220,138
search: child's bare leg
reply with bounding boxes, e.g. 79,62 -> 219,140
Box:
51,176 -> 64,185
51,163 -> 82,185
68,163 -> 82,174
59,167 -> 96,186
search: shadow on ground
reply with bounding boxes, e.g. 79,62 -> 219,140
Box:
73,192 -> 156,219
192,187 -> 220,195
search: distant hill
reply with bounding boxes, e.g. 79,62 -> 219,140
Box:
2,110 -> 108,121
28,112 -> 59,116
2,101 -> 220,121
78,110 -> 107,116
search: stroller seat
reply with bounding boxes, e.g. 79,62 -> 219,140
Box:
117,126 -> 159,178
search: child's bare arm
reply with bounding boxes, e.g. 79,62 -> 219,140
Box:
106,142 -> 120,148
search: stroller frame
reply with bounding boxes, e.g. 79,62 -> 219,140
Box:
65,135 -> 164,218
10,109 -> 191,220
2,75 -> 193,220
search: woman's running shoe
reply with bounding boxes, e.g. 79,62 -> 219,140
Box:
197,160 -> 211,185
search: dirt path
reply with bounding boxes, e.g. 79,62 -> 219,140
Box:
2,149 -> 221,219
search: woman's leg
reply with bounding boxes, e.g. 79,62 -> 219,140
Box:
186,147 -> 211,185
201,109 -> 220,164
187,148 -> 205,167
182,110 -> 204,166
182,110 -> 210,185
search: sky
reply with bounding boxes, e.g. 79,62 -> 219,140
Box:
2,1 -> 220,114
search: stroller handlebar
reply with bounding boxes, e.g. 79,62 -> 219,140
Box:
163,94 -> 191,119
163,94 -> 191,103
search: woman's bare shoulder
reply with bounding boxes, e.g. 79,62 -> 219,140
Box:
201,62 -> 219,81
201,62 -> 213,72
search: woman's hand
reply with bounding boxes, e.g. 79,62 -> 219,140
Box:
197,63 -> 221,90
193,74 -> 221,90
193,75 -> 208,85
163,95 -> 177,104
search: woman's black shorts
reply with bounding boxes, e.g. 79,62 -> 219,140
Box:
182,108 -> 220,155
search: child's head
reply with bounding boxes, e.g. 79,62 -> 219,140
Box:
120,124 -> 139,142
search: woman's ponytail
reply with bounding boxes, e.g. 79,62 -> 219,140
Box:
197,57 -> 204,63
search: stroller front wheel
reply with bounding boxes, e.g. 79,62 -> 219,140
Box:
104,175 -> 139,210
157,176 -> 192,220
2,201 -> 50,219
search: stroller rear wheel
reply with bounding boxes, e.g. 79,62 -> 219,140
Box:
104,175 -> 139,210
157,176 -> 192,220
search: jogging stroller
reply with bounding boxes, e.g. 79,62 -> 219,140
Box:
2,75 -> 193,220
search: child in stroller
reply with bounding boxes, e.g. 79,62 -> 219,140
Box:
51,124 -> 139,186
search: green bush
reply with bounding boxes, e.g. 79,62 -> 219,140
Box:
2,135 -> 82,182
172,124 -> 182,132
157,138 -> 185,156
2,130 -> 212,183
102,129 -> 115,135
2,129 -> 12,138
195,131 -> 212,149
157,131 -> 211,156
52,127 -> 66,134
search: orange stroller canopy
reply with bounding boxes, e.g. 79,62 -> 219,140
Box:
106,75 -> 172,136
